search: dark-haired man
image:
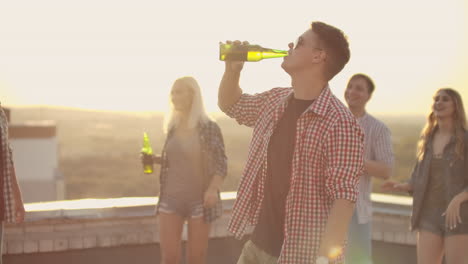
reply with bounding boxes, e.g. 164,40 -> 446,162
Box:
218,21 -> 364,264
344,74 -> 394,264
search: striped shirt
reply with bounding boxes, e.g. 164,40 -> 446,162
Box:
225,87 -> 364,264
355,113 -> 394,224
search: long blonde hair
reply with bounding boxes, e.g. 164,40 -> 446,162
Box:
163,76 -> 211,133
417,88 -> 466,160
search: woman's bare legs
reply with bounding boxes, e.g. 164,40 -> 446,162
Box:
159,213 -> 185,264
417,231 -> 444,264
186,217 -> 211,264
445,234 -> 468,264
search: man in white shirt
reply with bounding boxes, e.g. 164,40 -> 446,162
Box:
344,74 -> 394,264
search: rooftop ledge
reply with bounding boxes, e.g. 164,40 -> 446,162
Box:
2,192 -> 416,256
23,192 -> 412,221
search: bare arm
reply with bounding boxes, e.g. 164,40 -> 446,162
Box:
455,190 -> 468,203
204,174 -> 225,208
365,160 -> 392,180
218,67 -> 242,111
218,41 -> 245,112
218,65 -> 243,111
381,181 -> 413,192
382,160 -> 416,194
207,174 -> 224,192
318,199 -> 355,259
444,190 -> 468,229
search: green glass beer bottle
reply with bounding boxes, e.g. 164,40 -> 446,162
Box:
141,132 -> 154,174
219,43 -> 288,62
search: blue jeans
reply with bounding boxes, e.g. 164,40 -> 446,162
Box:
345,211 -> 372,264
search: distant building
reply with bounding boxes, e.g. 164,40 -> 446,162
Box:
7,110 -> 64,203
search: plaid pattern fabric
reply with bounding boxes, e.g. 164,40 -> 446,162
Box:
0,106 -> 22,223
224,87 -> 364,264
355,113 -> 394,224
157,120 -> 227,223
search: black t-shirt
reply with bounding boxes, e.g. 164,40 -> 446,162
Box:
251,96 -> 314,257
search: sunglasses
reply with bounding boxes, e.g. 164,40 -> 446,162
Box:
293,37 -> 304,49
293,36 -> 323,51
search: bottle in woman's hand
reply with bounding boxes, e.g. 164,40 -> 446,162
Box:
141,132 -> 154,174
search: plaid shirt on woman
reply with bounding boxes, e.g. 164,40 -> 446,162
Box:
157,120 -> 227,223
224,86 -> 364,264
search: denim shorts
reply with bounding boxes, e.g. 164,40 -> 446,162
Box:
157,196 -> 204,219
418,208 -> 468,236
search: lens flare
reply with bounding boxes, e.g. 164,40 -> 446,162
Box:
328,247 -> 343,260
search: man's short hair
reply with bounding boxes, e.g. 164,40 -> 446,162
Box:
311,21 -> 350,81
350,73 -> 375,95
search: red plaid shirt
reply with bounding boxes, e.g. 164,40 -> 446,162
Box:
225,86 -> 364,264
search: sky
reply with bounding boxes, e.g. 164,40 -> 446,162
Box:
0,0 -> 467,115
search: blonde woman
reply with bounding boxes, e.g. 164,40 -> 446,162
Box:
383,88 -> 468,264
145,77 -> 227,264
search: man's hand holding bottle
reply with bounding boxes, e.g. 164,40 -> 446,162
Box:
223,40 -> 248,72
